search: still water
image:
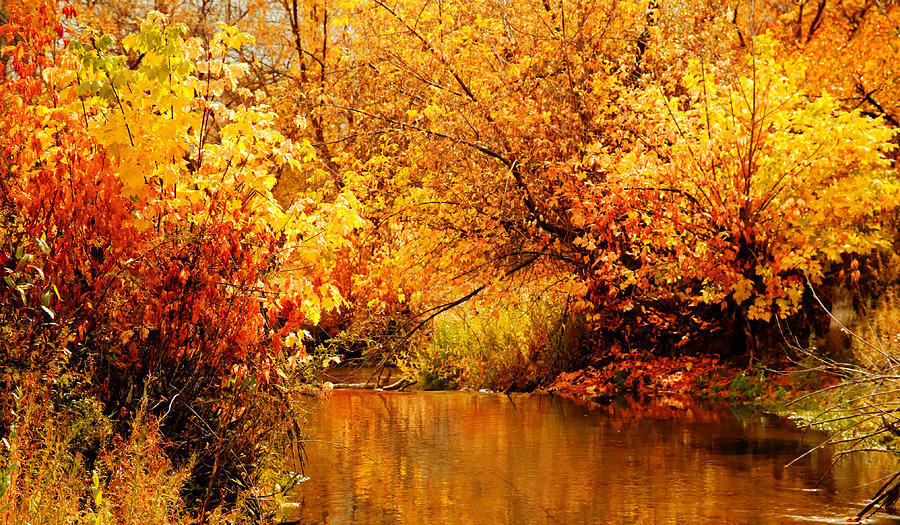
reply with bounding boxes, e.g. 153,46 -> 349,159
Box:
285,390 -> 899,524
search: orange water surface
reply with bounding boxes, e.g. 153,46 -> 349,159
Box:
285,390 -> 900,524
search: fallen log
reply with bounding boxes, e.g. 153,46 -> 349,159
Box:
331,377 -> 416,391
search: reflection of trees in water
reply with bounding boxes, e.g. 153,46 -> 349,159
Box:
289,391 -> 895,524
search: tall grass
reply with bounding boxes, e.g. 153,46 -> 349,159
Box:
402,295 -> 586,391
852,286 -> 900,368
0,377 -> 306,524
0,383 -> 189,524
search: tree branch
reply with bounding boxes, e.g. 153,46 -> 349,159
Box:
856,83 -> 900,127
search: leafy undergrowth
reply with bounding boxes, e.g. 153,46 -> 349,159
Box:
543,345 -> 839,409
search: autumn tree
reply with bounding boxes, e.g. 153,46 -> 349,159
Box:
1,4 -> 360,511
311,0 -> 899,356
630,37 -> 897,351
66,0 -> 900,361
769,0 -> 900,132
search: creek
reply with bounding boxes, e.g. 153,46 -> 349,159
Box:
284,388 -> 900,524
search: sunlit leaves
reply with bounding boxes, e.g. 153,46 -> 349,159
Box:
62,0 -> 900,356
643,36 -> 899,321
2,6 -> 366,392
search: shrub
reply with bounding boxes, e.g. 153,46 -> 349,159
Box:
1,5 -> 342,517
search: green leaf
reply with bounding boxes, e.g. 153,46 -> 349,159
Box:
1,461 -> 20,500
96,34 -> 116,51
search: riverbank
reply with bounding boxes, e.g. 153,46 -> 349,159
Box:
333,346 -> 840,413
542,346 -> 838,408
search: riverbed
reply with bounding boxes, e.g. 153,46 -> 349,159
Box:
284,389 -> 900,524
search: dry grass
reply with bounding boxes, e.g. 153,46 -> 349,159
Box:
1,387 -> 192,525
853,285 -> 900,368
404,294 -> 586,391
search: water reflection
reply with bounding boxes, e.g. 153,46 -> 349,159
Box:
286,390 -> 899,524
